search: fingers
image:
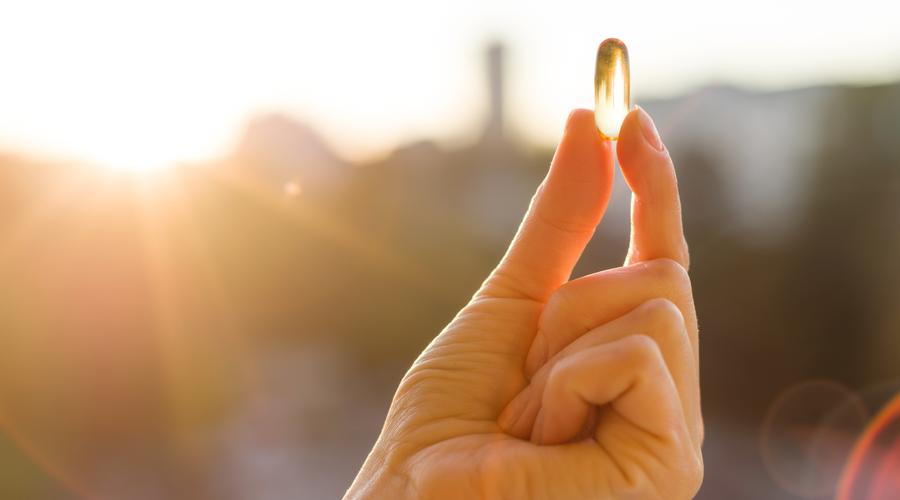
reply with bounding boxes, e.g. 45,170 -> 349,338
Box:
479,437 -> 702,499
522,335 -> 703,497
531,334 -> 689,448
524,258 -> 697,377
480,109 -> 614,302
501,298 -> 702,451
617,107 -> 690,269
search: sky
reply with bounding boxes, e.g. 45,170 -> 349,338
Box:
2,0 -> 900,170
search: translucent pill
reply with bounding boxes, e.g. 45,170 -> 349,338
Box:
594,38 -> 631,140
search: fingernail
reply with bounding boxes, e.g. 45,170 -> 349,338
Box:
635,106 -> 664,151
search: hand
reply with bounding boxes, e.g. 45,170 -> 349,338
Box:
345,108 -> 702,499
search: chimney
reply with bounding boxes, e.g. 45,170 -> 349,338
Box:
484,42 -> 505,142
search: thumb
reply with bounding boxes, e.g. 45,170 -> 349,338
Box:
481,109 -> 615,302
617,106 -> 689,269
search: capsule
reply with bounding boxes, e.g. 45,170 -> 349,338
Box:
594,38 -> 631,140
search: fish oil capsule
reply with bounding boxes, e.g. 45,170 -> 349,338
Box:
594,38 -> 631,140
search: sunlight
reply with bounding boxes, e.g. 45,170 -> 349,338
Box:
48,93 -> 235,172
4,0 -> 900,166
76,139 -> 190,173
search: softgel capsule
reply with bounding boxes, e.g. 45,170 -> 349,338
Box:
594,38 -> 631,140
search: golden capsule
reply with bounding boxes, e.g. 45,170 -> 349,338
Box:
594,38 -> 631,140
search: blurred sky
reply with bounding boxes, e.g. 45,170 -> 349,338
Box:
2,0 -> 900,170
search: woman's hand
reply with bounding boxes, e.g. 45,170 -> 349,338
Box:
346,107 -> 702,499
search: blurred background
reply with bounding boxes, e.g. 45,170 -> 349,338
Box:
2,1 -> 900,498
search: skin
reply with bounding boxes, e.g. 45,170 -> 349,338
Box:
345,107 -> 702,499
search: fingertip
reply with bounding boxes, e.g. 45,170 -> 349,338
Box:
551,108 -> 614,184
565,108 -> 600,136
633,105 -> 664,151
616,107 -> 677,199
561,108 -> 614,154
539,107 -> 616,223
617,107 -> 662,161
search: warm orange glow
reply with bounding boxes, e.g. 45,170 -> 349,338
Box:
838,393 -> 900,500
594,38 -> 631,140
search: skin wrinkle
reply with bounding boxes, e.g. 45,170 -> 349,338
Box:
401,360 -> 516,416
525,259 -> 696,377
526,205 -> 600,239
479,268 -> 549,303
511,300 -> 698,443
596,416 -> 672,498
593,431 -> 634,496
503,272 -> 700,458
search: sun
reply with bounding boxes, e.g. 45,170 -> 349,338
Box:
57,111 -> 233,173
87,139 -> 182,173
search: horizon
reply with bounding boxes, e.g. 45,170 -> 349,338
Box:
2,0 -> 900,171
1,77 -> 895,172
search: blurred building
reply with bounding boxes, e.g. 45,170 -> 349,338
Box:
231,114 -> 348,197
482,41 -> 505,144
643,86 -> 833,241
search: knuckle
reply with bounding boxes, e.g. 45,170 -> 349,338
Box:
539,284 -> 584,346
528,208 -> 596,239
681,241 -> 691,271
544,283 -> 576,319
623,334 -> 664,367
545,358 -> 580,401
482,268 -> 543,302
685,450 -> 705,495
640,298 -> 685,334
547,357 -> 573,391
646,257 -> 691,291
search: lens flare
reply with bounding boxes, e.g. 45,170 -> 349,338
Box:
838,392 -> 900,500
761,380 -> 869,498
